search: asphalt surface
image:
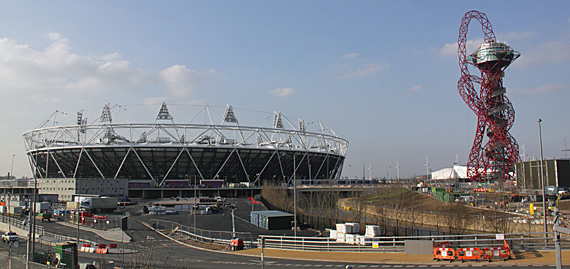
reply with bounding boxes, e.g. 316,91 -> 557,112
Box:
135,197 -> 318,238
2,197 -> 569,268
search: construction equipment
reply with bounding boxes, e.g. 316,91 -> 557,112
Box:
230,238 -> 244,251
39,212 -> 52,222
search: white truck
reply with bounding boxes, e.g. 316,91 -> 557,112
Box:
75,196 -> 118,212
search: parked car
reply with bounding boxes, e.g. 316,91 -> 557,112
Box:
2,231 -> 18,243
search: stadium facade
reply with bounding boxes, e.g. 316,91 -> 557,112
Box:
23,103 -> 349,189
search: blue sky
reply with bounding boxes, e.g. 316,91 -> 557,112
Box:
0,1 -> 569,179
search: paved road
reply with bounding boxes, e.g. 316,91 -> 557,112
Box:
2,197 -> 566,268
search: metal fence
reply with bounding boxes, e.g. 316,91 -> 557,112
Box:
260,232 -> 570,253
0,214 -> 95,247
151,219 -> 255,248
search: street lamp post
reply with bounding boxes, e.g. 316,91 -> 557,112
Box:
231,205 -> 236,238
538,119 -> 547,235
194,175 -> 197,233
425,158 -> 430,186
293,154 -> 297,237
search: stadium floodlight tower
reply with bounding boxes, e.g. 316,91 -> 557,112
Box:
457,10 -> 520,182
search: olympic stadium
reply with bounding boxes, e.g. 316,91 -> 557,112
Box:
22,103 -> 349,190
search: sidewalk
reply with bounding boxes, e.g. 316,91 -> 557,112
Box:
57,221 -> 131,243
236,248 -> 568,266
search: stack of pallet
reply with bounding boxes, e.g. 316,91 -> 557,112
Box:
330,223 -> 382,245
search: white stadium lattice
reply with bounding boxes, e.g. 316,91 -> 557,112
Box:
23,103 -> 349,187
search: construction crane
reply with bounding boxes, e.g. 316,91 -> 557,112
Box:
457,10 -> 520,182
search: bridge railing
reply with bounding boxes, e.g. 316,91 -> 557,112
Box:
151,219 -> 256,248
260,232 -> 570,253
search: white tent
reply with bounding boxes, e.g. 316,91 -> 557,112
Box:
431,165 -> 467,180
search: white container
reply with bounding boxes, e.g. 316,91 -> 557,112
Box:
8,206 -> 23,215
345,234 -> 356,244
345,222 -> 360,234
336,223 -> 348,233
365,225 -> 381,237
336,231 -> 346,242
35,202 -> 50,213
329,229 -> 337,239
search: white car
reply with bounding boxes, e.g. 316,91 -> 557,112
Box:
2,231 -> 18,243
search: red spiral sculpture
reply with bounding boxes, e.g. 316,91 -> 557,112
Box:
457,10 -> 520,182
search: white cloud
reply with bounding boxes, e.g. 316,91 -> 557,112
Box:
408,85 -> 423,92
269,87 -> 296,97
333,53 -> 387,79
440,38 -> 483,57
159,65 -> 197,97
515,41 -> 570,67
512,83 -> 569,96
501,31 -> 539,40
0,33 -> 151,96
339,53 -> 359,59
143,97 -> 169,105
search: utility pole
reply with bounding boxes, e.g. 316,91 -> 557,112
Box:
194,175 -> 197,233
538,119 -> 548,236
396,161 -> 400,184
26,154 -> 38,268
231,205 -> 236,238
425,158 -> 430,186
293,154 -> 297,237
10,154 -> 15,179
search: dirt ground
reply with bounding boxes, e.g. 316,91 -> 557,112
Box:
364,187 -> 503,216
559,199 -> 570,211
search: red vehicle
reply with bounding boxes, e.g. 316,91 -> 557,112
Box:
229,238 -> 244,251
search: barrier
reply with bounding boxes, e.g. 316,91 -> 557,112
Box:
456,247 -> 482,261
483,240 -> 511,261
80,244 -> 91,252
96,244 -> 109,254
433,242 -> 455,261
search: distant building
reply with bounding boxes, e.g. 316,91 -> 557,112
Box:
37,178 -> 128,201
515,159 -> 570,189
431,165 -> 467,180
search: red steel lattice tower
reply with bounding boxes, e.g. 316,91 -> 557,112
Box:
457,10 -> 520,182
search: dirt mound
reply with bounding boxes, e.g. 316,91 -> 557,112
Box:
365,187 -> 492,215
